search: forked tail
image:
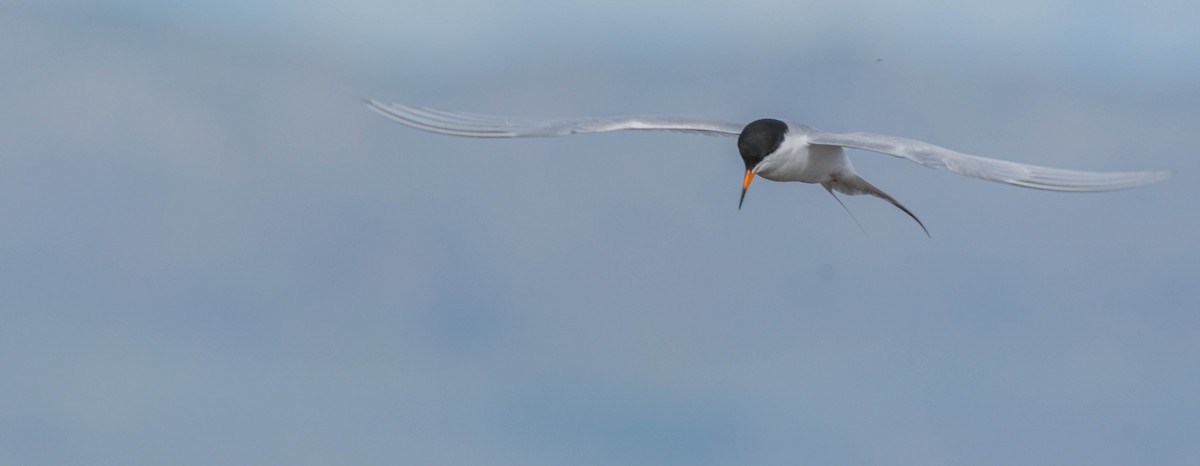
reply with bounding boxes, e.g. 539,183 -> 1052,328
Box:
821,175 -> 930,237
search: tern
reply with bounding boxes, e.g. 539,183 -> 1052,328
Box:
363,100 -> 1173,236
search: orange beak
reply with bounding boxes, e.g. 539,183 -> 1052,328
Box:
739,169 -> 755,210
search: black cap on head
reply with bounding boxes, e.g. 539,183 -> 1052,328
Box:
737,119 -> 788,170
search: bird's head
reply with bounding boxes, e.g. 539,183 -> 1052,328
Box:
736,118 -> 788,209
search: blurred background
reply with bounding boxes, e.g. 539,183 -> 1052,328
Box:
2,1 -> 1197,465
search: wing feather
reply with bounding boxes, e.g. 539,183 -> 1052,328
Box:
807,130 -> 1173,192
364,100 -> 744,138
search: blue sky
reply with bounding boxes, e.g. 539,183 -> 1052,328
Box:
2,2 -> 1198,465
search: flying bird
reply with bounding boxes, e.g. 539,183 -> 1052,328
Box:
363,100 -> 1172,236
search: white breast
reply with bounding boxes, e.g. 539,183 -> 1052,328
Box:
755,131 -> 855,184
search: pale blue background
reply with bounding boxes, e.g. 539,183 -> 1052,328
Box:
2,2 -> 1198,465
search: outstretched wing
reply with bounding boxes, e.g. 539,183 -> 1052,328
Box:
364,100 -> 744,138
808,130 -> 1173,192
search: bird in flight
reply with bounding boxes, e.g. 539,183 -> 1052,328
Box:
363,100 -> 1172,236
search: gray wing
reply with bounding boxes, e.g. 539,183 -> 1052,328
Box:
808,130 -> 1174,192
363,100 -> 744,138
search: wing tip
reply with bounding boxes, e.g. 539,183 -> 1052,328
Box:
362,98 -> 391,115
1013,169 -> 1175,192
1114,169 -> 1175,190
